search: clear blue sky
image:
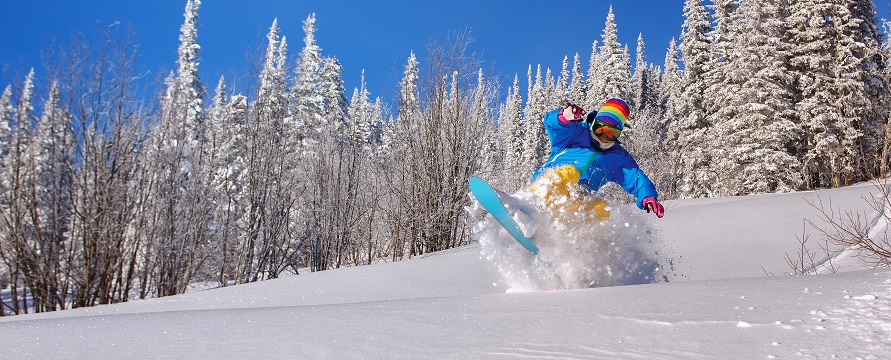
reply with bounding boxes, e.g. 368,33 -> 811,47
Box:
2,0 -> 890,105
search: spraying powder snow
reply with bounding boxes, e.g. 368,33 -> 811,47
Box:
470,179 -> 674,292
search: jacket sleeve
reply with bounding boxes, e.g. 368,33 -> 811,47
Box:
543,108 -> 582,149
610,151 -> 659,209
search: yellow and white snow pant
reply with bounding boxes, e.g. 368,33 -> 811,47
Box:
528,165 -> 610,221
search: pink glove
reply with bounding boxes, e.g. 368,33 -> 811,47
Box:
642,197 -> 664,218
558,102 -> 586,123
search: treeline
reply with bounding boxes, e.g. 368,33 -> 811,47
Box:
0,2 -> 494,315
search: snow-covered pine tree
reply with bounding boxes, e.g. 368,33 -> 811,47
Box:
841,0 -> 887,181
556,56 -> 570,102
369,97 -> 384,147
704,0 -> 743,195
787,0 -> 855,188
257,18 -> 289,129
144,0 -> 212,296
304,58 -> 373,271
703,0 -> 739,121
223,92 -> 250,279
26,80 -> 75,311
0,69 -> 36,314
585,40 -> 604,111
647,63 -> 663,117
661,37 -> 683,145
291,13 -> 326,148
320,56 -> 349,136
206,76 -> 233,194
598,6 -> 632,103
545,67 -> 559,108
381,51 -> 419,157
522,64 -> 549,175
677,0 -> 715,198
153,0 -> 206,171
31,80 -> 75,229
348,70 -> 379,148
631,33 -> 650,113
10,72 -> 35,198
474,68 -> 500,178
16,69 -> 35,131
380,51 -> 422,261
175,0 -> 205,150
205,76 -> 249,286
626,34 -> 664,166
237,17 -> 299,283
712,0 -> 803,196
569,53 -> 586,105
497,74 -> 525,190
882,20 -> 891,177
399,51 -> 420,118
0,86 -> 13,158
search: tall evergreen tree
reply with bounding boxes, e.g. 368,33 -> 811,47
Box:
26,81 -> 76,309
661,38 -> 684,145
585,41 -> 604,111
475,68 -> 500,175
556,56 -> 570,101
0,86 -> 13,158
380,51 -> 421,260
237,17 -> 298,283
881,19 -> 891,177
713,0 -> 802,195
547,67 -> 561,108
598,6 -> 632,104
844,0 -> 887,180
17,69 -> 35,131
632,33 -> 651,112
174,0 -> 205,148
291,13 -> 326,147
678,0 -> 715,198
206,76 -> 249,285
788,0 -> 856,188
497,74 -> 525,190
703,0 -> 739,124
348,70 -> 382,147
569,53 -> 586,104
383,51 -> 420,154
0,70 -> 38,313
144,0 -> 211,296
522,64 -> 548,175
257,18 -> 289,129
320,56 -> 349,135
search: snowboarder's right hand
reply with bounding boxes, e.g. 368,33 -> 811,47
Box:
643,197 -> 664,218
559,102 -> 586,122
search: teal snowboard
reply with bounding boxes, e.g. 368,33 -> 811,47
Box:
469,177 -> 540,255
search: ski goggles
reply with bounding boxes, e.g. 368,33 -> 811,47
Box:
591,121 -> 621,142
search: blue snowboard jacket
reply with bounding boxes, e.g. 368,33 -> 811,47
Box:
530,108 -> 658,210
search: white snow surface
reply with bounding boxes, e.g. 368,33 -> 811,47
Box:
2,181 -> 891,359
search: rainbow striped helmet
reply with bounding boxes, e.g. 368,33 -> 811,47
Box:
587,98 -> 630,142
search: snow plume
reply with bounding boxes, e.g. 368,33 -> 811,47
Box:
471,185 -> 673,292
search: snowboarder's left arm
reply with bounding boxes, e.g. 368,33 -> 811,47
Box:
608,151 -> 661,215
618,166 -> 658,209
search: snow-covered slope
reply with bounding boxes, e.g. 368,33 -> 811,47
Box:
1,182 -> 889,359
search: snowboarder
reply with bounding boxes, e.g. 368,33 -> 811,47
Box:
529,98 -> 664,219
